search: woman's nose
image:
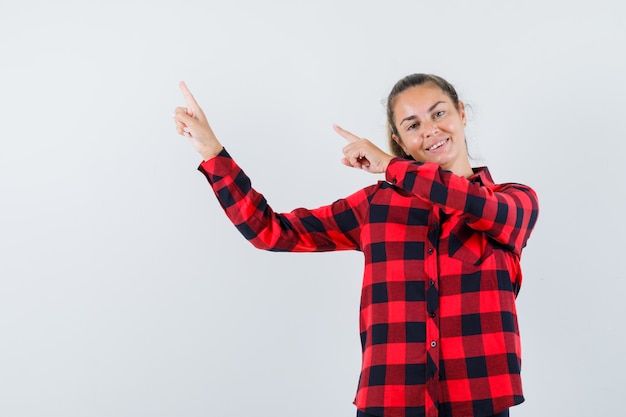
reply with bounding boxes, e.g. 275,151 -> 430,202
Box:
421,121 -> 438,138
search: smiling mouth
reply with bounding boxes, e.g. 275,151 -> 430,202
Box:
426,138 -> 449,151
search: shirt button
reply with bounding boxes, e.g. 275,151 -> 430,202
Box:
431,341 -> 437,348
432,222 -> 439,229
429,312 -> 436,318
428,248 -> 434,255
429,280 -> 435,286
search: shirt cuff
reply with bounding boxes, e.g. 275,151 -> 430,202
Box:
197,147 -> 234,184
385,157 -> 423,185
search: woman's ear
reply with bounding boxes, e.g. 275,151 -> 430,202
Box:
458,100 -> 467,126
392,134 -> 406,152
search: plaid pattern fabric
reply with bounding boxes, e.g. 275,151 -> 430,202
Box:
199,149 -> 539,417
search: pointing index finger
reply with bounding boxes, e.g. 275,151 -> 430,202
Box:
179,81 -> 199,115
333,124 -> 360,143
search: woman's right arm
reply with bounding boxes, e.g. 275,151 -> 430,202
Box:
173,82 -> 364,252
199,149 -> 365,252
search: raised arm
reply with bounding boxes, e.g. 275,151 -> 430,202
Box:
173,83 -> 365,253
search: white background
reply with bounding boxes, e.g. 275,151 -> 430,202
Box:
1,1 -> 625,416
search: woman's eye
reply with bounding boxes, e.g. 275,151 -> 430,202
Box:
434,111 -> 445,119
407,123 -> 418,131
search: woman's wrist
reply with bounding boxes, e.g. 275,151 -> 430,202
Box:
199,143 -> 224,161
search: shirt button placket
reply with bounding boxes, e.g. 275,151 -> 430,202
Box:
424,215 -> 441,395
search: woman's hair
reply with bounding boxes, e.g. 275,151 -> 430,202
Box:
387,73 -> 461,159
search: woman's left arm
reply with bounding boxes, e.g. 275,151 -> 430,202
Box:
386,159 -> 539,255
332,124 -> 539,255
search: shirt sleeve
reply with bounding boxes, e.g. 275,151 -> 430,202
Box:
385,158 -> 539,255
197,149 -> 366,252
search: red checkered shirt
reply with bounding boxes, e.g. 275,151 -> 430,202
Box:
199,149 -> 539,417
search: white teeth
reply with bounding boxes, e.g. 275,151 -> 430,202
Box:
427,139 -> 447,151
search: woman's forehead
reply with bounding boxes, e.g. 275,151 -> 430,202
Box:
394,85 -> 451,114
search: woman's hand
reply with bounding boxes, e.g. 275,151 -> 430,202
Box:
173,81 -> 223,161
333,124 -> 394,174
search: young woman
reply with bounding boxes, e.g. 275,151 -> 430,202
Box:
173,73 -> 539,417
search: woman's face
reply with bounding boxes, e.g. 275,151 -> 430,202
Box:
392,83 -> 469,174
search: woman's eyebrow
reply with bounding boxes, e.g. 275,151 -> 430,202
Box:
399,101 -> 446,126
428,101 -> 445,112
400,115 -> 417,126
